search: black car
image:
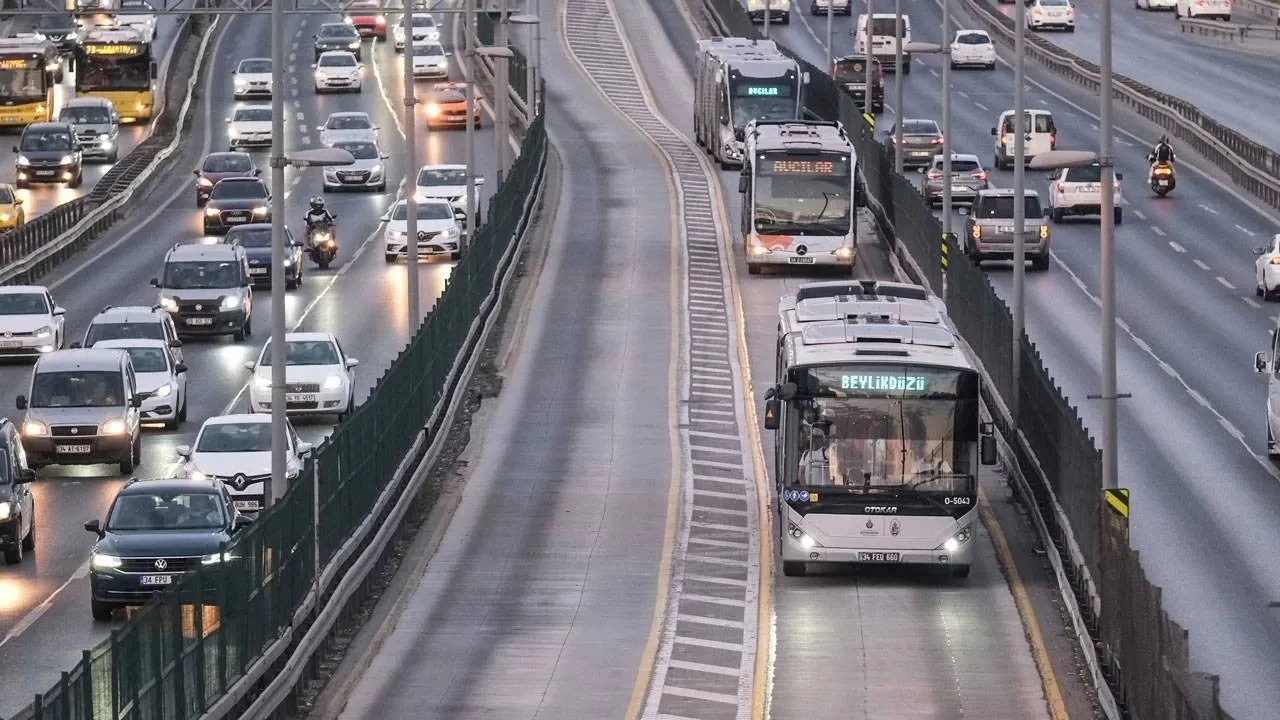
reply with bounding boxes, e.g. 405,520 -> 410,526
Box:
833,54 -> 884,113
85,477 -> 252,620
224,223 -> 304,289
0,418 -> 36,565
194,152 -> 259,206
313,23 -> 363,61
14,122 -> 82,189
203,177 -> 271,234
35,13 -> 80,51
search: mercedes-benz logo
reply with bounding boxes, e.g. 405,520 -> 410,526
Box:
795,245 -> 808,256
195,304 -> 203,311
154,559 -> 168,570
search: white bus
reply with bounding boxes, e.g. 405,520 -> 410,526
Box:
763,280 -> 998,578
693,37 -> 804,169
739,120 -> 857,274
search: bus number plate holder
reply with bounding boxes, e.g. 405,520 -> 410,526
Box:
857,552 -> 900,562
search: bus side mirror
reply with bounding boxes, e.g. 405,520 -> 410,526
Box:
150,61 -> 157,79
980,422 -> 998,466
1255,351 -> 1269,374
763,398 -> 780,430
738,174 -> 749,193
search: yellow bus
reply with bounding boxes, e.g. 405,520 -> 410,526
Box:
0,37 -> 62,128
74,26 -> 155,123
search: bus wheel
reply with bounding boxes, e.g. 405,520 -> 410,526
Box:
747,263 -> 762,275
782,561 -> 806,577
950,564 -> 971,579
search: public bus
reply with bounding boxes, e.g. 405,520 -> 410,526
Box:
693,37 -> 804,169
738,120 -> 856,274
0,37 -> 63,128
74,26 -> 156,123
763,279 -> 998,578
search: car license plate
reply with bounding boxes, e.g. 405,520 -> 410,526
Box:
234,500 -> 261,511
951,185 -> 969,193
788,257 -> 816,264
187,317 -> 214,326
249,267 -> 268,275
1158,179 -> 1169,186
911,150 -> 930,156
140,575 -> 173,586
286,393 -> 316,402
0,340 -> 21,348
56,444 -> 92,454
857,552 -> 900,562
35,170 -> 54,176
998,226 -> 1015,233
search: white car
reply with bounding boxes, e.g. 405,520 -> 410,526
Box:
1176,0 -> 1230,18
412,41 -> 450,78
1254,234 -> 1280,301
245,332 -> 358,418
393,13 -> 440,50
92,339 -> 188,428
381,199 -> 463,262
120,0 -> 157,40
415,164 -> 485,223
226,104 -> 274,150
233,57 -> 273,100
319,111 -> 378,146
323,140 -> 389,192
1136,0 -> 1176,9
1047,164 -> 1123,224
176,414 -> 312,513
950,30 -> 996,69
0,285 -> 64,358
1026,0 -> 1075,30
809,0 -> 852,15
313,51 -> 364,94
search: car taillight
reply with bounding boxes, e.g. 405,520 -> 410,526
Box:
1055,182 -> 1065,193
971,225 -> 981,240
927,170 -> 942,180
931,137 -> 944,145
1049,134 -> 1057,145
971,171 -> 987,181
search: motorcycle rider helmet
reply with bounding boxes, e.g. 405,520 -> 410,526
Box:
309,196 -> 326,213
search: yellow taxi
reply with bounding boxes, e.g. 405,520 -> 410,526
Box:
0,183 -> 25,232
424,82 -> 482,130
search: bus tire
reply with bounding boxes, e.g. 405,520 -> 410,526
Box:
950,564 -> 971,579
782,561 -> 806,577
747,262 -> 762,275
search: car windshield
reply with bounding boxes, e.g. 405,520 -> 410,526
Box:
337,141 -> 378,160
203,154 -> 252,173
85,321 -> 163,344
319,24 -> 358,38
327,115 -> 371,130
0,188 -> 13,204
233,108 -> 272,122
227,227 -> 274,248
977,195 -> 1043,218
37,14 -> 75,29
21,130 -> 73,152
413,15 -> 435,26
833,58 -> 873,83
0,293 -> 48,315
123,346 -> 168,372
319,54 -> 356,67
107,491 -> 227,531
260,340 -> 340,366
30,370 -> 124,408
238,59 -> 270,73
956,32 -> 989,44
164,261 -> 241,289
61,107 -> 113,124
902,120 -> 939,135
1042,0 -> 1070,6
211,180 -> 267,199
421,44 -> 444,57
391,202 -> 453,221
196,422 -> 271,453
418,167 -> 465,186
431,90 -> 465,103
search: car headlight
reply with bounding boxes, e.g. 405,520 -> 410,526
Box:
205,207 -> 220,216
100,418 -> 128,435
314,71 -> 325,81
60,154 -> 75,165
283,257 -> 293,267
220,295 -> 241,310
322,374 -> 344,390
0,501 -> 10,520
202,552 -> 235,565
343,15 -> 354,23
99,137 -> 113,148
442,225 -> 459,238
22,420 -> 47,437
388,229 -> 406,241
159,297 -> 178,312
376,13 -> 386,22
252,206 -> 269,217
254,375 -> 271,389
34,325 -> 53,337
0,213 -> 9,223
197,177 -> 213,187
91,553 -> 122,569
371,164 -> 383,175
152,383 -> 173,398
347,41 -> 360,49
426,103 -> 441,117
227,128 -> 239,138
16,156 -> 29,166
234,77 -> 248,87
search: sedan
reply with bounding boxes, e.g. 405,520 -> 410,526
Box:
393,13 -> 440,50
203,177 -> 271,234
245,332 -> 358,418
224,223 -> 304,288
424,83 -> 482,129
319,111 -> 378,146
313,51 -> 364,93
177,414 -> 311,514
314,22 -> 363,60
233,57 -> 273,100
412,41 -> 450,79
886,118 -> 944,169
323,140 -> 388,192
923,153 -> 990,207
414,164 -> 484,223
1136,0 -> 1176,9
382,198 -> 463,262
1026,0 -> 1076,30
0,183 -> 25,230
91,339 -> 188,428
950,30 -> 996,69
1254,234 -> 1280,301
226,104 -> 274,151
0,285 -> 65,357
809,0 -> 852,14
194,152 -> 259,206
344,0 -> 387,38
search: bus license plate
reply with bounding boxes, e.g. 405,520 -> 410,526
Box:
56,444 -> 92,454
951,185 -> 969,193
286,393 -> 316,402
140,575 -> 173,586
788,257 -> 816,264
187,317 -> 214,325
857,552 -> 900,562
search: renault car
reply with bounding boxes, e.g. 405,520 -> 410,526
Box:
381,198 -> 463,262
177,414 -> 311,513
245,332 -> 358,418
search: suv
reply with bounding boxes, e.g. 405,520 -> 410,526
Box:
84,477 -> 252,620
1047,164 -> 1123,224
923,153 -> 989,207
13,122 -> 82,189
964,188 -> 1051,271
17,348 -> 144,474
832,54 -> 883,112
152,244 -> 253,341
59,97 -> 120,163
0,418 -> 36,564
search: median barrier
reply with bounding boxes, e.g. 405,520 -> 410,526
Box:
702,0 -> 1229,717
1179,16 -> 1280,40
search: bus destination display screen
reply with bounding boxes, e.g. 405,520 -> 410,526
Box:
800,366 -> 976,399
733,82 -> 793,98
84,43 -> 144,56
760,155 -> 851,177
0,57 -> 37,70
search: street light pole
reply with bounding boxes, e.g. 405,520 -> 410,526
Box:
863,0 -> 873,118
1099,0 -> 1118,490
465,0 -> 477,240
764,0 -> 770,38
534,0 -> 542,113
825,1 -> 833,68
403,10 -> 420,330
893,0 -> 904,174
940,0 -> 951,304
267,0 -> 287,506
1013,0 -> 1027,418
495,0 -> 509,184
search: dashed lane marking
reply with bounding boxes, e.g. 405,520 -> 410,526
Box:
1217,276 -> 1236,290
1194,259 -> 1211,271
1169,240 -> 1186,253
1244,297 -> 1263,309
1150,226 -> 1165,236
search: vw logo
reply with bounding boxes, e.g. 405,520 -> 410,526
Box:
3,332 -> 10,338
795,244 -> 808,256
154,558 -> 168,570
70,427 -> 79,435
195,304 -> 203,311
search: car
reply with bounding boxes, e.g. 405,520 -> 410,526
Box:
832,54 -> 884,113
193,152 -> 259,206
0,183 -> 26,231
323,140 -> 388,192
119,0 -> 158,41
224,223 -> 305,288
0,418 -> 36,564
244,332 -> 359,418
59,97 -> 120,163
313,22 -> 363,60
1026,0 -> 1076,31
885,118 -> 943,169
950,29 -> 996,69
152,243 -> 254,341
33,13 -> 80,50
1253,234 -> 1280,301
381,198 -> 464,262
84,477 -> 252,620
344,0 -> 388,39
991,109 -> 1057,170
393,12 -> 440,50
226,104 -> 274,150
414,164 -> 485,224
80,306 -> 184,365
810,0 -> 852,15
17,347 -> 144,473
963,188 -> 1051,270
1136,0 -> 1176,9
313,51 -> 364,93
13,122 -> 82,189
855,12 -> 912,73
91,339 -> 188,428
232,57 -> 273,100
319,111 -> 378,146
1047,164 -> 1123,224
424,83 -> 482,129
1176,0 -> 1230,19
923,153 -> 989,207
0,285 -> 65,357
203,176 -> 271,234
177,414 -> 312,514
412,41 -> 450,78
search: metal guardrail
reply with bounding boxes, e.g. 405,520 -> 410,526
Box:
1179,16 -> 1280,39
1236,0 -> 1280,21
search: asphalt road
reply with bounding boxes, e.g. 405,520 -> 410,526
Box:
772,2 -> 1280,717
0,7 -> 500,714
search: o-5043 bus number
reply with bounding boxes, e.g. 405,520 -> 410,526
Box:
944,497 -> 973,505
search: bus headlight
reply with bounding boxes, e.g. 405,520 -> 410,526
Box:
941,525 -> 973,553
834,246 -> 854,259
787,521 -> 821,548
59,155 -> 74,165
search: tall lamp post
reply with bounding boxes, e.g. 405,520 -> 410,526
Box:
402,8 -> 422,330
1012,0 -> 1028,419
508,13 -> 540,116
475,44 -> 514,185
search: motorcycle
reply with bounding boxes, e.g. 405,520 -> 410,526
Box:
304,215 -> 338,269
1148,159 -> 1175,197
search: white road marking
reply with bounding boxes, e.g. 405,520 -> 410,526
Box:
1235,224 -> 1256,237
1133,209 -> 1146,220
928,67 -> 939,77
975,101 -> 989,111
296,111 -> 304,121
1243,297 -> 1263,308
958,90 -> 969,98
677,612 -> 745,628
1168,240 -> 1186,253
1193,259 -> 1211,271
1199,204 -> 1219,215
1151,226 -> 1165,236
1217,276 -> 1236,290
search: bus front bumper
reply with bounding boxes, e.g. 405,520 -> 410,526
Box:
747,244 -> 856,268
782,537 -> 975,567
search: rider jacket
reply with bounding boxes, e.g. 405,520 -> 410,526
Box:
1150,143 -> 1175,164
304,209 -> 336,227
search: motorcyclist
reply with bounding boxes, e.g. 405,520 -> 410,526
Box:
1146,135 -> 1176,187
303,197 -> 337,244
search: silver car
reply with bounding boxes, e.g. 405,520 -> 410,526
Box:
59,97 -> 120,163
963,188 -> 1051,271
923,153 -> 989,207
323,140 -> 388,192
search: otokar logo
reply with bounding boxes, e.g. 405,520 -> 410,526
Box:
864,506 -> 898,514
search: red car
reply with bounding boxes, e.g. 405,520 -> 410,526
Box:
425,83 -> 483,130
344,0 -> 387,39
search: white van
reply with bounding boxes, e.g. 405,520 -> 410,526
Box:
990,109 -> 1057,170
855,13 -> 912,73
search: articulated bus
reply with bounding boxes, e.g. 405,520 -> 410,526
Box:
762,280 -> 998,578
739,120 -> 856,274
0,38 -> 63,128
75,26 -> 156,122
693,37 -> 804,169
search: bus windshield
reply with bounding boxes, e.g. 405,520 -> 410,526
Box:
753,152 -> 852,236
78,54 -> 150,91
728,77 -> 798,128
0,65 -> 46,102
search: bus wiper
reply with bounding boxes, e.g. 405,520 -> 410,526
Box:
904,469 -> 973,490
